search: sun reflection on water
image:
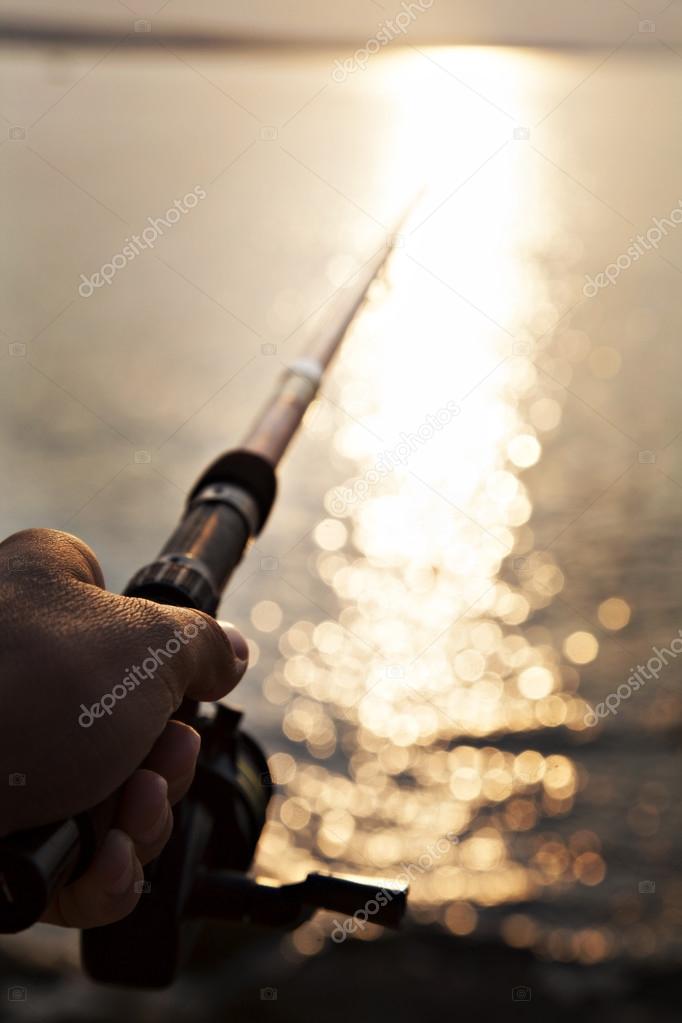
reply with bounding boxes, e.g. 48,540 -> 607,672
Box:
251,47 -> 615,962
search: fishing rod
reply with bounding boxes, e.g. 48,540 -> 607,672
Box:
0,225 -> 409,987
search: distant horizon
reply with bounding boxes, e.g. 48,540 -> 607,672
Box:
0,0 -> 678,48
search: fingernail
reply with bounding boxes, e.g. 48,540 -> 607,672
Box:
102,830 -> 135,896
216,621 -> 249,664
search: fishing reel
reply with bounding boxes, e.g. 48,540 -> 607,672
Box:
82,701 -> 271,987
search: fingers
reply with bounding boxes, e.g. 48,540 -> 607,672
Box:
142,720 -> 201,804
41,829 -> 143,929
0,527 -> 104,588
114,770 -> 173,866
40,748 -> 197,930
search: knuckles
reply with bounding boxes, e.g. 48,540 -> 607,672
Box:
0,528 -> 104,589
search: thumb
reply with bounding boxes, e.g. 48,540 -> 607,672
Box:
149,608 -> 249,705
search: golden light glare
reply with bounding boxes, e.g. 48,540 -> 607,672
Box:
267,752 -> 297,785
518,665 -> 555,700
280,798 -> 311,831
532,563 -> 565,596
529,397 -> 561,431
514,750 -> 546,784
543,756 -> 577,798
597,597 -> 631,631
314,518 -> 348,551
444,902 -> 478,935
508,434 -> 542,468
573,852 -> 606,886
251,599 -> 283,632
563,631 -> 599,664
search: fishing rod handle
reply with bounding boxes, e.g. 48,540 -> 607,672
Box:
0,795 -> 119,933
124,449 -> 276,614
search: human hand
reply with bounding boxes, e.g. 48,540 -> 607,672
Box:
0,528 -> 248,928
